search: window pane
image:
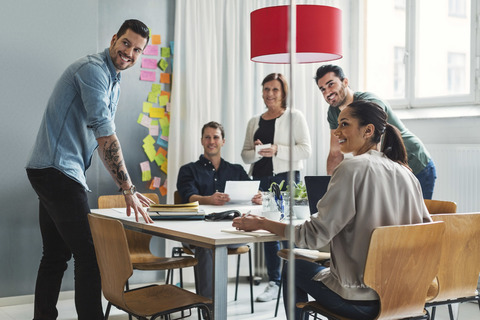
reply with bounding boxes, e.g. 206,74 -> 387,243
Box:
363,0 -> 406,100
416,0 -> 470,98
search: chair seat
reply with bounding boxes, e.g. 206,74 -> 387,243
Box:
132,256 -> 198,271
228,246 -> 250,255
123,284 -> 212,317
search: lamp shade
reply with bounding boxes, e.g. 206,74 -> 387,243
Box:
251,5 -> 342,64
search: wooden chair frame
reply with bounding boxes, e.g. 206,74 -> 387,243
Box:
88,214 -> 212,320
426,213 -> 480,320
299,222 -> 445,320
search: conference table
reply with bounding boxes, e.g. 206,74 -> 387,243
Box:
90,204 -> 285,319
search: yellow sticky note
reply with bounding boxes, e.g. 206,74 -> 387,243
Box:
147,92 -> 158,104
152,34 -> 161,45
151,119 -> 159,126
143,102 -> 152,113
137,113 -> 144,124
158,59 -> 168,71
160,161 -> 168,174
158,95 -> 169,106
160,73 -> 171,84
150,107 -> 165,118
143,144 -> 156,162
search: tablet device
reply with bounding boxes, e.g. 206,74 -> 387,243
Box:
304,176 -> 331,214
224,180 -> 260,204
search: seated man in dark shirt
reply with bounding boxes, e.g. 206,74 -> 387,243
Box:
177,121 -> 261,299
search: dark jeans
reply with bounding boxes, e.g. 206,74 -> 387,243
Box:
253,171 -> 299,284
27,168 -> 103,320
415,159 -> 437,200
283,259 -> 379,320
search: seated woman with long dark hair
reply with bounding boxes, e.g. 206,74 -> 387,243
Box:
233,100 -> 432,320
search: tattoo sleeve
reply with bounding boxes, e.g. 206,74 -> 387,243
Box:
99,137 -> 129,186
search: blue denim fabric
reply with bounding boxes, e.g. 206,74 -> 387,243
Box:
27,168 -> 103,320
26,48 -> 120,191
415,159 -> 437,199
283,259 -> 379,320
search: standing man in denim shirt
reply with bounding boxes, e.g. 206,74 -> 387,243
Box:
26,19 -> 154,320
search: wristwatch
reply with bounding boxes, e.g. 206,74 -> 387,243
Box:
121,185 -> 136,195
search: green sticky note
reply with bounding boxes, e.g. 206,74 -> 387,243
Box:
161,47 -> 171,58
142,170 -> 152,182
143,102 -> 152,113
158,59 -> 168,71
151,119 -> 159,126
147,92 -> 158,104
151,83 -> 162,93
137,113 -> 144,124
159,95 -> 169,106
143,135 -> 156,145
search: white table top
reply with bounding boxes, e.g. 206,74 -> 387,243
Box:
90,205 -> 283,248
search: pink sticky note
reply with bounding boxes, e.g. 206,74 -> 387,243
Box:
143,45 -> 159,56
140,70 -> 155,82
141,58 -> 158,69
140,161 -> 151,172
152,177 -> 161,188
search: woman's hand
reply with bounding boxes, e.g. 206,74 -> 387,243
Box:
257,144 -> 278,158
232,214 -> 264,232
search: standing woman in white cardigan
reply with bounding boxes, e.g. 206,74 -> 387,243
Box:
241,73 -> 312,302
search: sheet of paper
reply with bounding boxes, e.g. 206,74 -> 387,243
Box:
224,180 -> 260,203
221,227 -> 273,237
255,143 -> 271,158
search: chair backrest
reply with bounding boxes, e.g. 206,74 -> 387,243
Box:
97,193 -> 159,260
174,191 -> 183,204
424,199 -> 457,214
429,213 -> 480,302
88,214 -> 132,309
363,221 -> 445,320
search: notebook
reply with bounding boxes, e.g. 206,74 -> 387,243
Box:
304,176 -> 331,214
148,201 -> 205,220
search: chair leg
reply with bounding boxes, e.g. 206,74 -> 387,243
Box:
248,246 -> 254,313
447,304 -> 455,320
125,280 -> 132,320
274,260 -> 286,317
431,306 -> 436,320
105,302 -> 112,320
234,254 -> 241,301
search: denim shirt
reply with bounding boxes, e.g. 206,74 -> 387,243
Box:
26,48 -> 121,191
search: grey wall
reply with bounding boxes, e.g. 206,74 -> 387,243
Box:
0,0 -> 175,297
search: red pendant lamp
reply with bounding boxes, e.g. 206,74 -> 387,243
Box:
251,5 -> 342,64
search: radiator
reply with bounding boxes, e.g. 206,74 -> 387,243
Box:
254,242 -> 267,278
426,144 -> 480,212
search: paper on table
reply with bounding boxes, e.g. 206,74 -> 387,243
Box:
224,180 -> 260,203
255,143 -> 271,159
221,227 -> 273,237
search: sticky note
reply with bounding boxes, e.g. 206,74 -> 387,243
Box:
141,58 -> 158,69
156,147 -> 167,157
158,59 -> 168,71
152,176 -> 161,188
156,136 -> 168,148
151,83 -> 162,93
170,41 -> 175,55
160,161 -> 168,174
154,153 -> 166,166
160,73 -> 171,84
143,135 -> 156,145
159,185 -> 167,196
137,113 -> 144,125
148,179 -> 156,190
140,161 -> 152,181
152,35 -> 161,45
143,45 -> 159,56
147,92 -> 158,104
150,107 -> 165,118
140,70 -> 155,82
160,91 -> 170,99
166,102 -> 171,112
143,102 -> 152,113
161,47 -> 171,58
143,144 -> 156,162
159,95 -> 169,106
140,114 -> 152,128
149,123 -> 159,136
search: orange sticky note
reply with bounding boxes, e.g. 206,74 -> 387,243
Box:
151,35 -> 161,45
148,179 -> 156,190
156,147 -> 167,157
160,73 -> 171,84
159,185 -> 167,196
160,91 -> 170,99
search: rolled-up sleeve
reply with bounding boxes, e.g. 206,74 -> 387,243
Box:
75,63 -> 117,138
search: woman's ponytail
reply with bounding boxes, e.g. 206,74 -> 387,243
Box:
382,123 -> 410,169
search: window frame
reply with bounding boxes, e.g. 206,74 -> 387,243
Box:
353,0 -> 479,110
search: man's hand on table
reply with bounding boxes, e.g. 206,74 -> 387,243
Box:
124,193 -> 154,223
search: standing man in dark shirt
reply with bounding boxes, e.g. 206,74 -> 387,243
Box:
176,121 -> 261,299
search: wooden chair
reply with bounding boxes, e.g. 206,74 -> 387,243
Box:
426,213 -> 480,320
172,191 -> 255,313
88,214 -> 212,320
299,222 -> 445,320
424,199 -> 457,214
274,248 -> 331,317
98,194 -> 198,319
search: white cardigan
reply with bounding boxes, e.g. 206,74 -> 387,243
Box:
241,109 -> 311,176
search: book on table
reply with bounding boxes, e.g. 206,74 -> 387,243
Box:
148,201 -> 205,220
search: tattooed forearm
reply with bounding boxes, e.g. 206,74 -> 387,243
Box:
102,140 -> 129,184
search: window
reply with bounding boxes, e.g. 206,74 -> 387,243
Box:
359,0 -> 477,109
